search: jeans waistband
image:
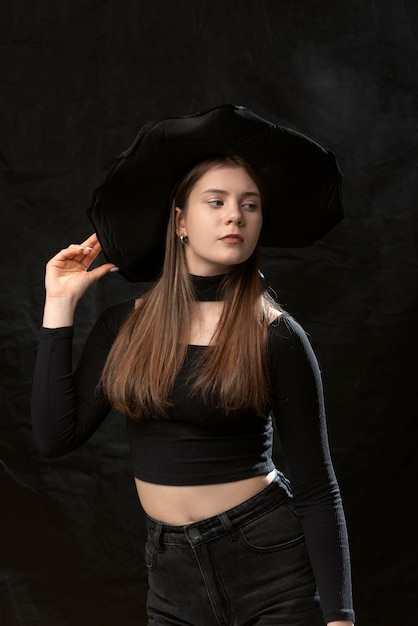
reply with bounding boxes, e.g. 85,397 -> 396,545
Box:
145,470 -> 292,548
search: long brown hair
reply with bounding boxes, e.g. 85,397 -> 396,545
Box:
100,156 -> 282,419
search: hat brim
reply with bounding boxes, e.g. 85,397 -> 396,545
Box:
87,104 -> 343,282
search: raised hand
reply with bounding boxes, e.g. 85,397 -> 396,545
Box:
43,233 -> 117,327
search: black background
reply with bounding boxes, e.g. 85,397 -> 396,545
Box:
1,1 -> 417,624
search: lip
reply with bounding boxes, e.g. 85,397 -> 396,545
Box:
220,234 -> 244,243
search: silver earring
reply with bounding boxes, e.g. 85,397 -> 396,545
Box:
180,234 -> 189,244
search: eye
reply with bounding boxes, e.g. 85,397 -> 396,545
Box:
243,202 -> 259,211
208,199 -> 224,207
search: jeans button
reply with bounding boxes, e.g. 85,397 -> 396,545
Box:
188,527 -> 201,541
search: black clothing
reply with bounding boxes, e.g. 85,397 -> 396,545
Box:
87,103 -> 344,282
144,474 -> 326,625
31,297 -> 354,622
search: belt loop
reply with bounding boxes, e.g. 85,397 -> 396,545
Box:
218,512 -> 238,542
152,521 -> 164,552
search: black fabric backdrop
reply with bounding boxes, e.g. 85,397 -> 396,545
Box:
1,1 -> 417,625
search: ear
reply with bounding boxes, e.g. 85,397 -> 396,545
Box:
175,207 -> 185,236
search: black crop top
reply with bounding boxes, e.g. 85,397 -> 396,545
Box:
31,294 -> 354,623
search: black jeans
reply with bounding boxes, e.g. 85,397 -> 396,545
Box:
144,471 -> 324,626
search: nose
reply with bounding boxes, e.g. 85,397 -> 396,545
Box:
225,202 -> 244,225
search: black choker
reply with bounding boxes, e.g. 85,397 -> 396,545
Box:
190,274 -> 227,301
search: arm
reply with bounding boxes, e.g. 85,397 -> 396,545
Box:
31,233 -> 119,456
269,315 -> 355,625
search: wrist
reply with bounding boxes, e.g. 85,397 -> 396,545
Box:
43,294 -> 78,328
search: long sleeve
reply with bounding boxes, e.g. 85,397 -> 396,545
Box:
269,315 -> 354,623
31,299 -> 133,457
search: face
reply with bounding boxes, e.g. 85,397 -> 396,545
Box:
175,165 -> 263,276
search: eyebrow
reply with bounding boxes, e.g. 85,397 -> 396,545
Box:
200,188 -> 261,197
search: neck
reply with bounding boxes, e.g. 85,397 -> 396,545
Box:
190,274 -> 227,302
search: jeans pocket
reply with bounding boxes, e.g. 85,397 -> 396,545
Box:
239,499 -> 305,553
144,542 -> 157,571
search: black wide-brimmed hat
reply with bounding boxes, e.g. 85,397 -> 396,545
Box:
87,103 -> 343,282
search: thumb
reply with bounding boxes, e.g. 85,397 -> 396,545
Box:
88,263 -> 119,283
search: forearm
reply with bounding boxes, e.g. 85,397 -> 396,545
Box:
31,325 -> 111,456
295,487 -> 354,624
32,327 -> 78,455
42,294 -> 78,328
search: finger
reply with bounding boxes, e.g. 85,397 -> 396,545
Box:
78,234 -> 102,265
56,244 -> 91,258
81,233 -> 101,250
49,245 -> 94,269
87,263 -> 118,283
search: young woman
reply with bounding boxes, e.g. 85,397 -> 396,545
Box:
32,106 -> 355,625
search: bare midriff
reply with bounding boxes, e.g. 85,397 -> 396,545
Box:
135,469 -> 277,526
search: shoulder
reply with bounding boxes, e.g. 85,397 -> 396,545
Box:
267,313 -> 319,370
93,299 -> 135,341
268,312 -> 310,345
96,282 -> 153,336
99,298 -> 135,321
